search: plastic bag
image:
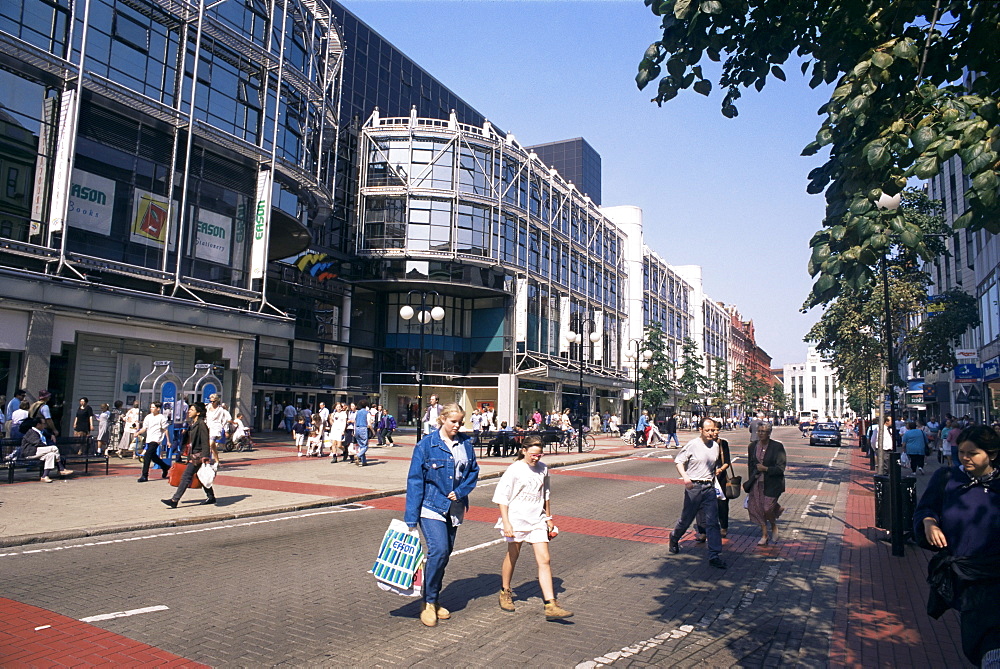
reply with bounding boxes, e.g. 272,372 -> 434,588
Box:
370,519 -> 425,597
900,452 -> 910,469
197,461 -> 218,488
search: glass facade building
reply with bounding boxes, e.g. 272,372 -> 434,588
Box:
527,137 -> 602,206
0,0 -> 343,426
357,111 -> 628,422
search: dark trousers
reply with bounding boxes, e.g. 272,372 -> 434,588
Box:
378,428 -> 393,444
697,497 -> 729,533
909,453 -> 926,470
672,481 -> 722,560
171,459 -> 215,502
141,441 -> 169,478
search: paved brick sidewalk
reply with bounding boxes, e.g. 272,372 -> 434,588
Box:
0,598 -> 206,667
831,443 -> 969,667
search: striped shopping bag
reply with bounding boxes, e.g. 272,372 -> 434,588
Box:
371,519 -> 425,596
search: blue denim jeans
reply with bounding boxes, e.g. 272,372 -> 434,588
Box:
672,481 -> 722,560
418,517 -> 457,604
665,432 -> 680,448
355,429 -> 369,465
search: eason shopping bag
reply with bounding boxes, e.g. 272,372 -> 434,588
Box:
370,519 -> 425,597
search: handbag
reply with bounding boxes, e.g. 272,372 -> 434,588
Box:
721,448 -> 742,499
168,461 -> 202,488
725,475 -> 743,499
370,519 -> 425,596
743,477 -> 755,494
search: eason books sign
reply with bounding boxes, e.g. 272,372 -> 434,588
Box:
130,188 -> 177,250
67,169 -> 115,236
193,209 -> 232,264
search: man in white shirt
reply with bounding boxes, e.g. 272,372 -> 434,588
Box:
135,402 -> 170,482
318,402 -> 330,429
206,393 -> 232,462
668,417 -> 727,569
422,395 -> 442,437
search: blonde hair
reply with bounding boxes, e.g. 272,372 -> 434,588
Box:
437,403 -> 465,425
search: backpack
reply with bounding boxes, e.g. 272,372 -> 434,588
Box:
28,401 -> 46,419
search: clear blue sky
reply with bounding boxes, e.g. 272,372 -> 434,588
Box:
346,0 -> 835,367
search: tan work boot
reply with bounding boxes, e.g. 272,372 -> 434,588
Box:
435,603 -> 451,620
544,599 -> 573,620
420,602 -> 438,627
498,588 -> 515,612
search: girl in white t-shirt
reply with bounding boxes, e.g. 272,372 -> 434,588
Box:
493,437 -> 573,620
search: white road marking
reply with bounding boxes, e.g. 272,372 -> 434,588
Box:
0,504 -> 373,559
80,605 -> 169,623
563,459 -> 629,471
626,485 -> 665,499
576,624 -> 695,667
452,538 -> 505,556
828,448 -> 841,468
800,494 -> 819,519
34,625 -> 51,631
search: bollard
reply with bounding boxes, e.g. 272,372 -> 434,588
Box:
889,451 -> 904,557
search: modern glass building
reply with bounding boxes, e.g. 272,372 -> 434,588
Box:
356,110 -> 629,424
0,0 -> 343,426
527,137 -> 602,206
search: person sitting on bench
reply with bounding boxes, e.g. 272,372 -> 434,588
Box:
7,416 -> 74,482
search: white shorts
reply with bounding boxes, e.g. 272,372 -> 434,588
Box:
498,526 -> 549,544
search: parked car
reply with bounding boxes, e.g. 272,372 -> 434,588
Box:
809,422 -> 842,447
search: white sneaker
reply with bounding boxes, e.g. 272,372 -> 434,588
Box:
59,469 -> 74,476
40,476 -> 52,483
917,467 -> 924,475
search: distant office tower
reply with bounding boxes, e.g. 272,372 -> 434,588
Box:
527,138 -> 602,206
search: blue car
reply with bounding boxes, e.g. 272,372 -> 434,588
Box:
809,422 -> 841,447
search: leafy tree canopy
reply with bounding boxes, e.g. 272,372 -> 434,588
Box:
637,0 -> 1000,305
638,324 -> 676,411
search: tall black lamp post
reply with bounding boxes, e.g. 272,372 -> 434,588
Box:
623,339 -> 652,428
399,290 -> 445,441
565,319 -> 601,453
876,192 -> 904,557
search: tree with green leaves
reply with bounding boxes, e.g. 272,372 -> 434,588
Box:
676,337 -> 707,417
805,190 -> 978,409
706,356 -> 731,417
733,364 -> 771,417
636,0 -> 1000,306
771,382 -> 791,418
638,324 -> 677,412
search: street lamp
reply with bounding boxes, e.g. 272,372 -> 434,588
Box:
623,340 -> 653,429
565,320 -> 602,453
399,290 -> 446,441
876,191 -> 905,557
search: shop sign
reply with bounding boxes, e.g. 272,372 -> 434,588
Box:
956,349 -> 979,363
129,188 -> 177,250
193,209 -> 232,264
984,357 -> 1000,382
250,168 -> 272,279
954,364 -> 983,383
67,169 -> 115,235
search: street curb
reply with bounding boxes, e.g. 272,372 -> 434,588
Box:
0,450 -> 628,548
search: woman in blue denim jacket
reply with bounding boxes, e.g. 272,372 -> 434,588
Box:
404,403 -> 479,627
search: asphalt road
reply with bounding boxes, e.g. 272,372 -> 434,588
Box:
2,427 -> 850,667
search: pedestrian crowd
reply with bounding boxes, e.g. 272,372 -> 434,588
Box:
280,399 -> 399,467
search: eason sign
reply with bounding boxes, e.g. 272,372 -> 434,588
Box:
67,169 -> 115,236
250,168 -> 272,279
193,208 -> 232,264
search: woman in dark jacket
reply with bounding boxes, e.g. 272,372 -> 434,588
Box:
163,402 -> 215,508
914,425 -> 1000,668
746,422 -> 785,545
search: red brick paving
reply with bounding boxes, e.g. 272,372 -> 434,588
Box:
0,598 -> 206,668
829,448 -> 969,667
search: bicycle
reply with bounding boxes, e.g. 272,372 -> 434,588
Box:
559,430 -> 595,453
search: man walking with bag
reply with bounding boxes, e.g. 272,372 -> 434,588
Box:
668,417 -> 727,569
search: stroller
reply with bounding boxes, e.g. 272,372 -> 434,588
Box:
621,428 -> 640,447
